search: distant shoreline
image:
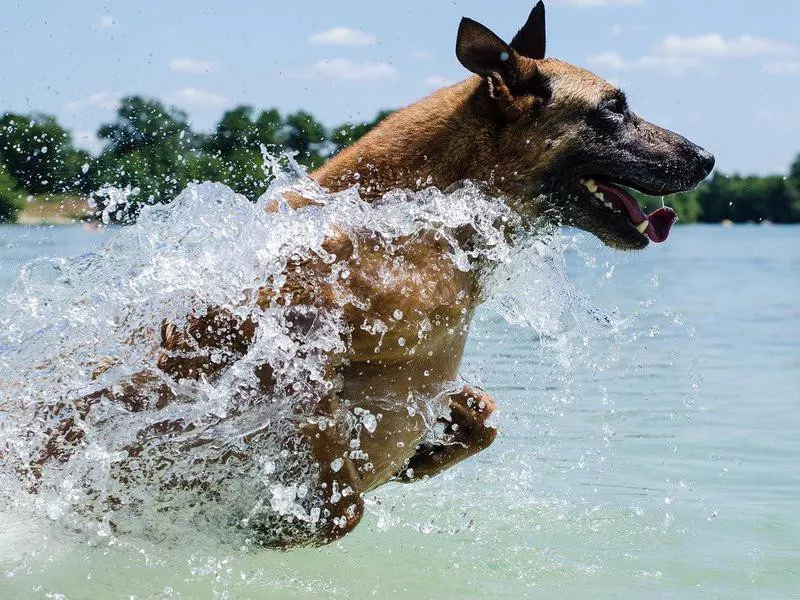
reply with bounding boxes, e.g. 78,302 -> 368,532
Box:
12,195 -> 96,226
3,101 -> 799,227
5,207 -> 792,229
7,190 -> 798,227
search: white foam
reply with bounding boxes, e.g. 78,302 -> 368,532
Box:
0,153 -> 618,547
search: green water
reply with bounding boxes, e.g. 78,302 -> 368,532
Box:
0,224 -> 798,599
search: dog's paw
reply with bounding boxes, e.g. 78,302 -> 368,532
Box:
445,387 -> 498,449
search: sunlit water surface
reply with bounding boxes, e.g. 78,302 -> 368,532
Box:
0,178 -> 797,599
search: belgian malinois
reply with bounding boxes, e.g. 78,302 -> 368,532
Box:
30,2 -> 714,548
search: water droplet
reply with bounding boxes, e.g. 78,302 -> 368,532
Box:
362,412 -> 377,433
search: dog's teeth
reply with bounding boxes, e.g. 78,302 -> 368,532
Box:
594,192 -> 605,202
604,201 -> 613,209
584,179 -> 598,193
636,220 -> 650,234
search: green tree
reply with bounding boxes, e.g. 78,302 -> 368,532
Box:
197,147 -> 273,200
637,188 -> 703,224
790,154 -> 800,186
200,107 -> 288,199
0,161 -> 23,222
203,106 -> 284,156
788,154 -> 800,220
255,109 -> 284,148
330,110 -> 393,155
203,106 -> 258,156
283,110 -> 328,169
0,113 -> 89,194
690,173 -> 800,224
90,96 -> 198,217
97,96 -> 194,154
671,190 -> 703,224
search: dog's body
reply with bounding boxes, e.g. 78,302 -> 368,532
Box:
30,2 -> 714,548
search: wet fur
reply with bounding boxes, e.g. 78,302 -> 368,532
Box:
35,2 -> 713,548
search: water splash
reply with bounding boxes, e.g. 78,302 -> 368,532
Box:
0,155 -> 623,550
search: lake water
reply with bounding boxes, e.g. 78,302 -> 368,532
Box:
0,221 -> 798,599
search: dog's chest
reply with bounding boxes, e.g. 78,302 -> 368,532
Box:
332,234 -> 478,363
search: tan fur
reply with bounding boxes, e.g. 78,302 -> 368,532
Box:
36,5 -> 713,548
314,59 -> 616,211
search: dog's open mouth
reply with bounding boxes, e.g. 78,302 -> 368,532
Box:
578,177 -> 678,244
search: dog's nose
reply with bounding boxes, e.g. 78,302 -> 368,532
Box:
697,148 -> 715,176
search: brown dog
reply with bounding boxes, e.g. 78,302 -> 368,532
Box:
278,2 -> 711,544
31,2 -> 714,548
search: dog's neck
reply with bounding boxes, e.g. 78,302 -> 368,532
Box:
310,78 -> 548,269
313,78 -> 509,200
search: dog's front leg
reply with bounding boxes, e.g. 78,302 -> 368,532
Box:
299,395 -> 365,546
394,386 -> 497,483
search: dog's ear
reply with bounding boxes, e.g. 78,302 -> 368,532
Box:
457,17 -> 548,116
511,1 -> 546,60
456,17 -> 521,84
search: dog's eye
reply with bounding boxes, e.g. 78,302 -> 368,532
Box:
601,98 -> 625,115
587,97 -> 628,131
593,98 -> 627,129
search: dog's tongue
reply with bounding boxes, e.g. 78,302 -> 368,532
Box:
645,206 -> 679,243
596,182 -> 678,243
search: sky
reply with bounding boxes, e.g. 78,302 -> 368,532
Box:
2,0 -> 799,175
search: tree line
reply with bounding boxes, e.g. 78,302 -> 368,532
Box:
0,96 -> 390,223
1,96 -> 799,224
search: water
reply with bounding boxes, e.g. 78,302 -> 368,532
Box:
0,180 -> 798,598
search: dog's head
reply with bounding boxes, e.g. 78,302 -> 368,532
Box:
456,2 -> 714,249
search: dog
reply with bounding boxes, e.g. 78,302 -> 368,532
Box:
29,2 -> 713,548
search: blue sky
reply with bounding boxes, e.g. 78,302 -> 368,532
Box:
2,0 -> 799,175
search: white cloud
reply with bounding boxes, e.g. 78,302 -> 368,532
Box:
589,33 -> 797,76
611,24 -> 647,36
169,57 -> 220,74
310,27 -> 376,47
313,59 -> 396,83
654,34 -> 796,58
411,50 -> 435,61
64,91 -> 120,112
564,0 -> 643,6
170,88 -> 227,107
74,130 -> 104,155
755,110 -> 796,127
587,51 -> 628,70
423,75 -> 454,89
635,54 -> 703,75
588,51 -> 701,76
763,60 -> 800,75
99,15 -> 117,29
